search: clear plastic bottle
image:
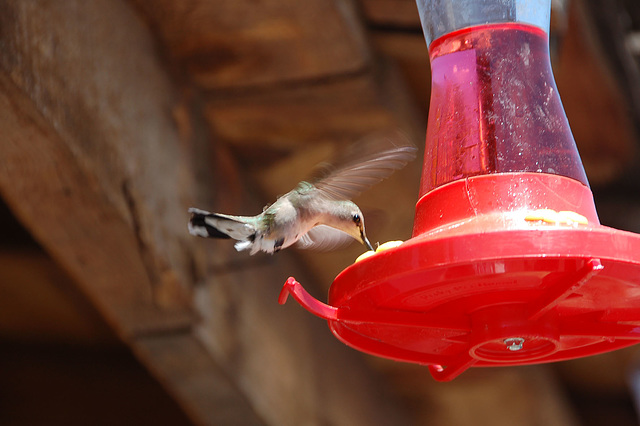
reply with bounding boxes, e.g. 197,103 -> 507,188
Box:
416,0 -> 589,195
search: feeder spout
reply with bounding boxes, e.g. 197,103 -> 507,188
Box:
428,355 -> 477,382
279,277 -> 339,321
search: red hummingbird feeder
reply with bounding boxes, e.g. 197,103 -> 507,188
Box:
279,0 -> 640,381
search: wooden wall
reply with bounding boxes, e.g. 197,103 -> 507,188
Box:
0,0 -> 639,425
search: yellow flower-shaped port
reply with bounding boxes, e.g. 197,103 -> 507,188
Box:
524,209 -> 588,225
355,240 -> 404,263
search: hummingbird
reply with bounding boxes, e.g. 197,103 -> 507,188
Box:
188,131 -> 417,255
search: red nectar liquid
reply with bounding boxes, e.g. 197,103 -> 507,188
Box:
420,23 -> 588,196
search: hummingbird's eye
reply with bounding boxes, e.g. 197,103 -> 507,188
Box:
352,213 -> 361,224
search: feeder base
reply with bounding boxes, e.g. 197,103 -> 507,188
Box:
279,174 -> 640,381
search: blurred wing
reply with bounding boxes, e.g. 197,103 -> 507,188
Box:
311,129 -> 417,200
295,225 -> 356,251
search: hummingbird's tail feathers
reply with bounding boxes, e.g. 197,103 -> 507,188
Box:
188,209 -> 232,239
188,208 -> 256,241
234,240 -> 253,252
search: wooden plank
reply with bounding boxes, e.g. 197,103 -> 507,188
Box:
551,0 -> 636,186
0,244 -> 261,425
359,0 -> 422,28
130,0 -> 370,89
0,249 -> 116,345
375,364 -> 580,425
0,1 -> 194,338
371,32 -> 431,117
192,254 -> 412,426
0,71 -> 193,337
0,2 -> 414,425
135,333 -> 266,426
0,2 -> 269,424
204,65 -> 422,160
0,341 -> 193,425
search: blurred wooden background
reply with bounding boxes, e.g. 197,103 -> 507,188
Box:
1,0 -> 640,424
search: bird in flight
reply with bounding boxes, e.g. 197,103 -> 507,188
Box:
188,131 -> 417,255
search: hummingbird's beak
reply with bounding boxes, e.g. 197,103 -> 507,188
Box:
361,230 -> 374,251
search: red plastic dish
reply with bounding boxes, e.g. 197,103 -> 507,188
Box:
280,173 -> 640,381
279,23 -> 640,381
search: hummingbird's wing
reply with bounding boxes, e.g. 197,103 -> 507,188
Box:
295,225 -> 356,251
310,130 -> 418,201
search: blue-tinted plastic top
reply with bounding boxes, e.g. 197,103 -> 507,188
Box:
416,0 -> 551,45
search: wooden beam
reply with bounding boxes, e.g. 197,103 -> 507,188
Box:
192,252 -> 412,426
130,0 -> 371,89
0,249 -> 116,345
554,0 -> 637,186
0,340 -> 194,424
0,1 -> 412,425
134,333 -> 266,425
0,2 -> 194,337
371,32 -> 431,117
0,71 -> 193,336
377,364 -> 580,425
360,0 -> 422,28
204,63 -> 423,156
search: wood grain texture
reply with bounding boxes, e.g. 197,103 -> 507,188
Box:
130,0 -> 371,89
135,333 -> 266,426
0,249 -> 116,345
204,65 -> 418,159
554,0 -> 637,185
1,0 -> 637,424
360,0 -> 422,28
0,0 -> 194,336
192,254 -> 412,426
0,2 -> 415,425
